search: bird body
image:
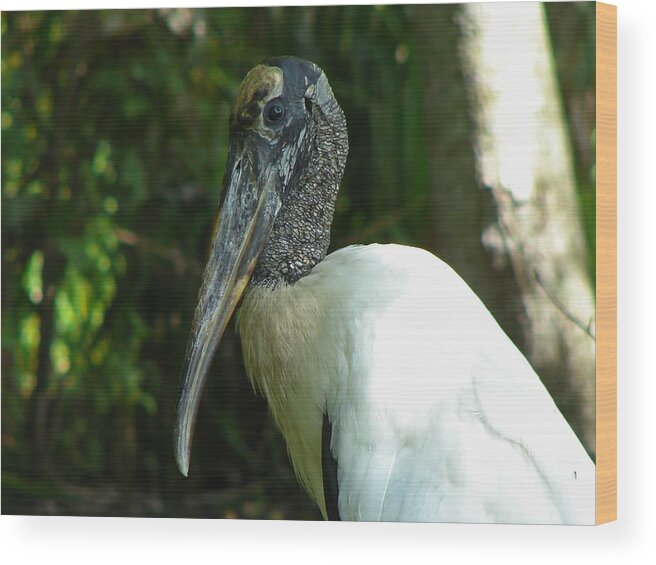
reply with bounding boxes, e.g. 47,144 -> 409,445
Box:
238,243 -> 594,523
175,56 -> 595,525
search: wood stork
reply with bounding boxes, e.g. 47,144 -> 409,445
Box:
174,56 -> 595,524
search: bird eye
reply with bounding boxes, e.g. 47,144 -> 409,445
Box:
265,100 -> 285,123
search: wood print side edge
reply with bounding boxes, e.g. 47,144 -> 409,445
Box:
595,0 -> 617,525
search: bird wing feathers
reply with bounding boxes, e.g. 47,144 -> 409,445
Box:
239,244 -> 594,524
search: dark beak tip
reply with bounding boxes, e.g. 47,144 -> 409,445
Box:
175,430 -> 191,477
176,451 -> 190,478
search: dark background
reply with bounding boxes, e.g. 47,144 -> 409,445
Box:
2,4 -> 595,519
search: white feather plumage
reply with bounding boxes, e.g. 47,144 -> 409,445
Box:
237,243 -> 594,524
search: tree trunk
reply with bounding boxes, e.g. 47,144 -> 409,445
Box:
414,5 -> 528,355
415,3 -> 595,455
459,2 -> 596,455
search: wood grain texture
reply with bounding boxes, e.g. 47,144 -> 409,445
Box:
595,1 -> 617,525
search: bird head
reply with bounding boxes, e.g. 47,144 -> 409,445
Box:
175,57 -> 347,477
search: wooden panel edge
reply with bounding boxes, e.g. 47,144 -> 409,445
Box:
595,0 -> 617,525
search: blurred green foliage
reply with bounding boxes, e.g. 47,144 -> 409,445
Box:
2,4 -> 595,518
546,1 -> 597,281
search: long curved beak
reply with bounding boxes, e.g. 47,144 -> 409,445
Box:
175,134 -> 280,476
